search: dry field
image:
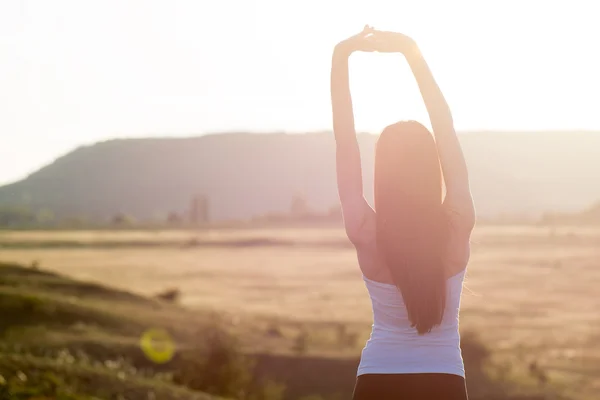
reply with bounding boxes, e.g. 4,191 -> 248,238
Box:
2,225 -> 600,398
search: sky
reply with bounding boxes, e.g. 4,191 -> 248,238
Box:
0,0 -> 599,185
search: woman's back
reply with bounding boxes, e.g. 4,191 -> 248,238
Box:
359,270 -> 466,376
352,205 -> 472,376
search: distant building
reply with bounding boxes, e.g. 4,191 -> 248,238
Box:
190,195 -> 209,224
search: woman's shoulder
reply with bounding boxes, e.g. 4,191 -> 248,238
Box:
348,207 -> 377,247
353,216 -> 390,281
444,222 -> 472,277
344,200 -> 376,246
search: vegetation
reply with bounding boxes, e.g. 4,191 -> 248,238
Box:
0,262 -> 273,400
0,253 -> 586,399
540,201 -> 600,225
6,195 -> 600,233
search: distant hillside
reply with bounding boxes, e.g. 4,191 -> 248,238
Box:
1,131 -> 599,221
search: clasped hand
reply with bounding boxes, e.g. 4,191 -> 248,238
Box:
334,25 -> 417,56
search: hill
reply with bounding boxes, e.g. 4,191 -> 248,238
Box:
0,262 -> 221,399
1,131 -> 599,221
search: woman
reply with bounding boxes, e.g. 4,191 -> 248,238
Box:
331,26 -> 476,400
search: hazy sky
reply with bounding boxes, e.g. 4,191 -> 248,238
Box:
1,0 -> 598,185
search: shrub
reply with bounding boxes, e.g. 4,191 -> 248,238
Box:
155,288 -> 181,303
172,327 -> 284,400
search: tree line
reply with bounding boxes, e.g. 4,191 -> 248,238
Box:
4,195 -> 600,229
0,193 -> 343,229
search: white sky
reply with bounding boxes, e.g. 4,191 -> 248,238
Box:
0,0 -> 598,184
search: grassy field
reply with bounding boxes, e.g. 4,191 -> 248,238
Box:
1,225 -> 600,399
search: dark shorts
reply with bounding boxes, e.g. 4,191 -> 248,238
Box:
352,373 -> 468,400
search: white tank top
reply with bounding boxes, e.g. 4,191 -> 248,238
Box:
357,269 -> 466,377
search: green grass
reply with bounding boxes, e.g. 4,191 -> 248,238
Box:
0,260 -> 579,400
0,262 -> 224,400
0,353 -> 216,400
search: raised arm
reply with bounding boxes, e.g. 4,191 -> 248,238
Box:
331,27 -> 376,243
372,31 -> 476,230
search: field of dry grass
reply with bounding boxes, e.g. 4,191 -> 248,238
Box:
2,225 -> 600,399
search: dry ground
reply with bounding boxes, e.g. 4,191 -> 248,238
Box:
2,225 -> 600,399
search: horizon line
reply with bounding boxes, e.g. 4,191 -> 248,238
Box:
93,128 -> 600,141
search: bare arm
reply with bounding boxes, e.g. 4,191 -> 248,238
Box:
403,43 -> 476,229
331,50 -> 363,203
331,28 -> 375,243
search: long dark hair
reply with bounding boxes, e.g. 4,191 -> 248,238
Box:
374,120 -> 449,335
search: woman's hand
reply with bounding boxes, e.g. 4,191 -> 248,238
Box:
370,29 -> 418,55
334,25 -> 377,57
